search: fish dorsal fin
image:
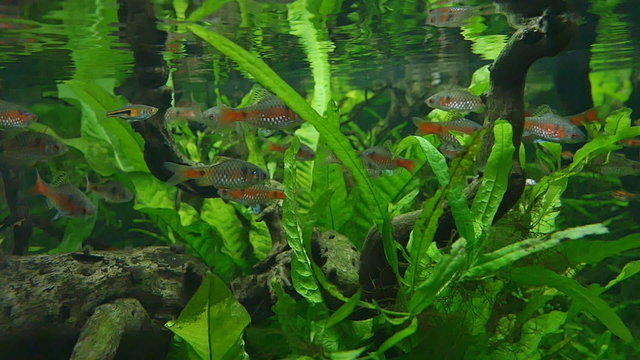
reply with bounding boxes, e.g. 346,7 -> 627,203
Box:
412,116 -> 427,127
533,105 -> 554,117
247,84 -> 275,105
445,110 -> 465,122
51,171 -> 69,186
212,155 -> 234,164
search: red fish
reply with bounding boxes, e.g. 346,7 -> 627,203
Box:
414,117 -> 483,144
619,138 -> 640,147
425,89 -> 484,112
567,108 -> 599,126
163,158 -> 268,188
360,146 -> 416,172
106,104 -> 158,121
267,142 -> 316,161
0,99 -> 37,128
203,94 -> 303,130
561,150 -> 575,161
32,172 -> 96,219
0,132 -> 68,166
611,190 -> 637,202
218,182 -> 285,206
523,106 -> 586,143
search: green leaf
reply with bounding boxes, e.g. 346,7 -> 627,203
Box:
470,120 -> 514,240
165,273 -> 250,360
374,317 -> 418,355
509,266 -> 633,342
188,0 -> 234,22
604,260 -> 640,291
201,199 -> 252,271
464,223 -> 609,278
326,289 -> 362,328
560,233 -> 640,265
49,210 -> 98,254
409,239 -> 468,315
283,139 -> 323,303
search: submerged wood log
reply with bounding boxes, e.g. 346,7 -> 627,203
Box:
70,298 -> 151,360
359,6 -> 577,303
0,246 -> 207,357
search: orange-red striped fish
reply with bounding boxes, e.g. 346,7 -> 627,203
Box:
32,172 -> 96,219
0,132 -> 68,166
619,138 -> 640,147
524,114 -> 586,143
218,182 -> 285,206
267,142 -> 316,161
567,108 -> 599,126
203,94 -> 303,130
611,190 -> 637,202
425,89 -> 484,112
414,117 -> 482,144
0,99 -> 37,128
106,104 -> 158,121
163,159 -> 268,188
361,146 -> 416,172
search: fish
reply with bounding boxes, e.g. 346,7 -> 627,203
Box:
414,117 -> 483,145
425,89 -> 484,112
163,158 -> 269,188
567,108 -> 599,126
218,181 -> 285,206
360,146 -> 416,172
439,142 -> 464,159
523,106 -> 586,144
426,5 -> 494,28
611,190 -> 637,202
164,106 -> 203,123
204,94 -> 303,130
561,151 -> 574,161
87,179 -> 134,203
267,142 -> 316,161
588,153 -> 640,177
618,138 -> 640,147
0,132 -> 68,166
32,172 -> 96,219
0,99 -> 37,128
106,104 -> 158,121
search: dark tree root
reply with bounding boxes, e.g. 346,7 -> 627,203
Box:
116,0 -> 218,199
0,166 -> 33,255
0,246 -> 208,359
358,7 -> 577,304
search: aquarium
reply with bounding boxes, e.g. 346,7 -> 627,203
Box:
1,0 -> 639,359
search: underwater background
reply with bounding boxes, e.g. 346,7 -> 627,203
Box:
1,0 -> 640,359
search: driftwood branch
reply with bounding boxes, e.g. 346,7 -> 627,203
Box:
0,246 -> 207,358
358,5 -> 577,303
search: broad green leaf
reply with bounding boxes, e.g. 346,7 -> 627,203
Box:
165,273 -> 250,360
373,317 -> 418,355
188,0 -> 234,22
560,233 -> 640,265
249,219 -> 272,261
283,139 -> 323,303
510,266 -> 633,342
201,199 -> 251,271
464,223 -> 609,278
49,209 -> 98,254
468,65 -> 490,95
470,120 -> 514,241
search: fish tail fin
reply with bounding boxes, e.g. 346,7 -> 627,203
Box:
569,108 -> 599,125
395,158 -> 416,172
31,170 -> 47,195
163,162 -> 190,186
